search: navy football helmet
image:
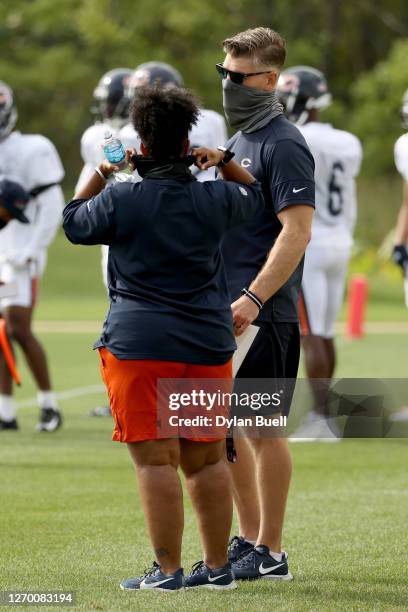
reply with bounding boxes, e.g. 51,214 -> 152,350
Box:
277,66 -> 332,125
127,61 -> 184,98
92,68 -> 132,123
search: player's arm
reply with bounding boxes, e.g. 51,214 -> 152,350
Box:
10,139 -> 65,266
393,181 -> 408,269
25,185 -> 64,253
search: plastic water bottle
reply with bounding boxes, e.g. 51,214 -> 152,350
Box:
102,131 -> 127,168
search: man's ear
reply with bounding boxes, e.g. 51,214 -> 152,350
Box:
141,142 -> 149,157
268,70 -> 279,91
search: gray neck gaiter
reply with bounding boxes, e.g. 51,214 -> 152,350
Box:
222,78 -> 283,133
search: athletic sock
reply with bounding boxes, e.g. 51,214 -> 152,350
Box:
0,394 -> 17,422
37,391 -> 59,411
269,551 -> 283,562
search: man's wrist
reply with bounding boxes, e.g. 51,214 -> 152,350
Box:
241,287 -> 264,311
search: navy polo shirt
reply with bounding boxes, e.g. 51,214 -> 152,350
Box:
63,173 -> 264,364
221,114 -> 315,322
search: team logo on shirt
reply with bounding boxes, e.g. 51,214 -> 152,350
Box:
238,186 -> 248,196
241,158 -> 252,168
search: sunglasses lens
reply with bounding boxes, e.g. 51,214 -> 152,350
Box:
229,72 -> 244,85
216,64 -> 228,79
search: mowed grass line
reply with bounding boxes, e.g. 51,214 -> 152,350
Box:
1,332 -> 407,610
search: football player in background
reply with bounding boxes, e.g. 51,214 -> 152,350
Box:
390,89 -> 408,422
0,80 -> 64,432
277,67 -> 362,440
76,68 -> 133,288
393,89 -> 408,281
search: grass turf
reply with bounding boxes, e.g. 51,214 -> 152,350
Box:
0,331 -> 407,611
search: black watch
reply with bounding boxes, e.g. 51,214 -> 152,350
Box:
217,146 -> 235,167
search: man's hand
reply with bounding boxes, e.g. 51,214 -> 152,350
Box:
231,295 -> 260,337
192,147 -> 224,171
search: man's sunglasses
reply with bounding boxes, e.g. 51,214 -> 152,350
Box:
216,63 -> 272,85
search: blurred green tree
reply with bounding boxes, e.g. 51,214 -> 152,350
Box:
0,0 -> 407,186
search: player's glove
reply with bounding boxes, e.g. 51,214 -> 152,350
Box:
392,245 -> 408,271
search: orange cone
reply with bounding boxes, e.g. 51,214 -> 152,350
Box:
0,319 -> 21,385
346,275 -> 369,339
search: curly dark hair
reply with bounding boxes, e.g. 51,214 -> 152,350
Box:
130,85 -> 200,159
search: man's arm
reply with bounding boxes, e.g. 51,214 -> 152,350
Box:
231,204 -> 313,335
395,182 -> 408,245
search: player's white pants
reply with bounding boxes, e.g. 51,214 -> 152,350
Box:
299,245 -> 351,339
0,251 -> 47,310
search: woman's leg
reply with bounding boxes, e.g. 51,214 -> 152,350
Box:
180,439 -> 232,568
127,438 -> 183,574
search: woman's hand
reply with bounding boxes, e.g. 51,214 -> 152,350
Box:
99,148 -> 138,178
192,147 -> 225,171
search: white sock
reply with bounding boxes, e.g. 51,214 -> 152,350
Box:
0,394 -> 17,422
269,551 -> 283,562
37,391 -> 59,410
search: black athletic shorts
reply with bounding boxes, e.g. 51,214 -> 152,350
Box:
233,322 -> 300,417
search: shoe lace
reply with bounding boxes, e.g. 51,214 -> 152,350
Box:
143,561 -> 160,577
190,560 -> 205,575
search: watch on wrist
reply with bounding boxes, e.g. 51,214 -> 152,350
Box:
217,146 -> 235,167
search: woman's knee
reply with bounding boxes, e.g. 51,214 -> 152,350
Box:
180,439 -> 224,477
127,438 -> 180,468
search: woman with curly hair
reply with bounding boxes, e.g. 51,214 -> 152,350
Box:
63,84 -> 263,592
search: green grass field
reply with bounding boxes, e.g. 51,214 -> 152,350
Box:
1,230 -> 408,611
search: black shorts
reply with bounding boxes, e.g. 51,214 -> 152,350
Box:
234,322 -> 300,416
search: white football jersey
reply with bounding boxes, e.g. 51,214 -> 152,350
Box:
298,122 -> 362,248
0,131 -> 64,255
189,109 -> 228,181
394,133 -> 408,181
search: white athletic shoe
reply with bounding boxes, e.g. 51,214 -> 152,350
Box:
290,411 -> 341,442
36,408 -> 63,432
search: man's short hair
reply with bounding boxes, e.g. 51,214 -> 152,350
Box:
223,27 -> 286,70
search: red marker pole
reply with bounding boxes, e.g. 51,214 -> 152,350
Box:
346,275 -> 369,339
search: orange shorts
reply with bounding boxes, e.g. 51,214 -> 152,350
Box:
98,347 -> 232,443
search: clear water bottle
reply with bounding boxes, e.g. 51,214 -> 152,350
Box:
102,131 -> 135,182
102,131 -> 127,168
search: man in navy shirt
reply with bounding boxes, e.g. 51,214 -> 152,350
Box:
217,27 -> 315,580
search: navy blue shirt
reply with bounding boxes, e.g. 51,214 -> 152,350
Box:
63,171 -> 264,364
221,115 -> 315,322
